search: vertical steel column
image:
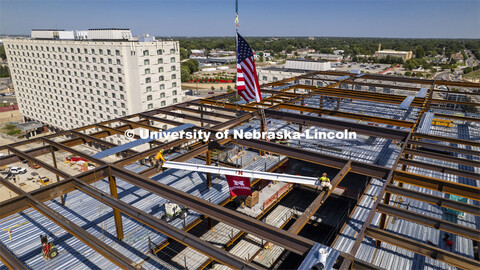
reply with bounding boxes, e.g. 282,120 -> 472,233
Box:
206,146 -> 212,188
108,167 -> 124,240
50,146 -> 64,205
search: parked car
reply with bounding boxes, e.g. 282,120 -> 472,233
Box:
39,176 -> 51,186
10,167 -> 27,174
28,161 -> 41,169
66,156 -> 88,162
208,91 -> 214,94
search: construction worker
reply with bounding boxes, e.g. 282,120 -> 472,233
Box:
319,173 -> 332,191
154,149 -> 166,171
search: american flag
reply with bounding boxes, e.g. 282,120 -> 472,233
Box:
236,32 -> 262,103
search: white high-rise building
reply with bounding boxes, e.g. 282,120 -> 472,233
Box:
4,28 -> 182,131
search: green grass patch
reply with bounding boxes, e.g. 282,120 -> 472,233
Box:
464,70 -> 480,80
0,124 -> 21,136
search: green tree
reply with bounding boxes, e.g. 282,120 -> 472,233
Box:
181,65 -> 191,82
183,59 -> 199,73
463,67 -> 473,74
0,46 -> 6,60
180,48 -> 190,60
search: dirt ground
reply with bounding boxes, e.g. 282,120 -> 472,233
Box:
0,109 -> 22,124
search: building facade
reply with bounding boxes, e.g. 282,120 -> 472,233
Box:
4,29 -> 181,131
374,49 -> 413,61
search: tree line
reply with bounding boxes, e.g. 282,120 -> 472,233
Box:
171,37 -> 480,59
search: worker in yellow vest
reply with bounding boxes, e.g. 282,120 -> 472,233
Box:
154,149 -> 166,171
319,173 -> 332,191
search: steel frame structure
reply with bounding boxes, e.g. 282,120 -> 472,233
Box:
0,70 -> 479,269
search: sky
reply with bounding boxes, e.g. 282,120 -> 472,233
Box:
0,0 -> 479,38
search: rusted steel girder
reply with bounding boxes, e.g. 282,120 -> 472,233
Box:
413,133 -> 480,148
288,161 -> 352,234
264,109 -> 410,141
73,180 -> 260,270
394,170 -> 480,201
232,139 -> 391,179
0,176 -> 140,270
402,148 -> 480,167
407,139 -> 480,157
109,164 -> 315,256
386,184 -> 480,216
365,227 -> 480,270
0,241 -> 27,270
377,203 -> 480,241
277,103 -> 415,128
0,166 -> 108,219
398,158 -> 479,180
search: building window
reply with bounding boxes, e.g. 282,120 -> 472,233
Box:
145,77 -> 151,83
262,76 -> 268,81
144,59 -> 150,65
173,90 -> 177,95
145,68 -> 150,74
161,101 -> 166,106
171,74 -> 176,79
160,84 -> 165,90
159,76 -> 164,81
170,49 -> 175,54
148,103 -> 153,109
157,49 -> 163,55
143,50 -> 149,56
171,66 -> 176,71
147,95 -> 152,101
172,82 -> 177,87
115,50 -> 120,56
146,86 -> 152,92
160,92 -> 165,98
173,98 -> 177,104
158,67 -> 164,72
158,58 -> 163,64
170,57 -> 175,63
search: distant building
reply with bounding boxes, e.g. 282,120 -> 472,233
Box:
308,53 -> 343,62
258,59 -> 332,87
4,28 -> 181,132
450,53 -> 464,62
374,49 -> 413,61
293,48 -> 315,56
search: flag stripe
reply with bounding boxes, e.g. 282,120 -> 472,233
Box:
236,33 -> 262,103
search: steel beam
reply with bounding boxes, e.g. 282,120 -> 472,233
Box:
264,109 -> 410,141
232,139 -> 391,179
0,166 -> 108,219
402,148 -> 480,167
288,161 -> 351,234
394,171 -> 480,200
73,180 -> 259,270
172,105 -> 235,119
413,133 -> 480,148
155,108 -> 221,125
277,103 -> 414,128
399,158 -> 480,180
408,139 -> 480,156
6,145 -> 70,179
0,177 -> 140,270
0,241 -> 27,270
377,203 -> 480,241
109,165 -> 315,256
385,185 -> 480,216
365,227 -> 480,270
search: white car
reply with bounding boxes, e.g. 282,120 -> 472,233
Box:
10,167 -> 27,174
